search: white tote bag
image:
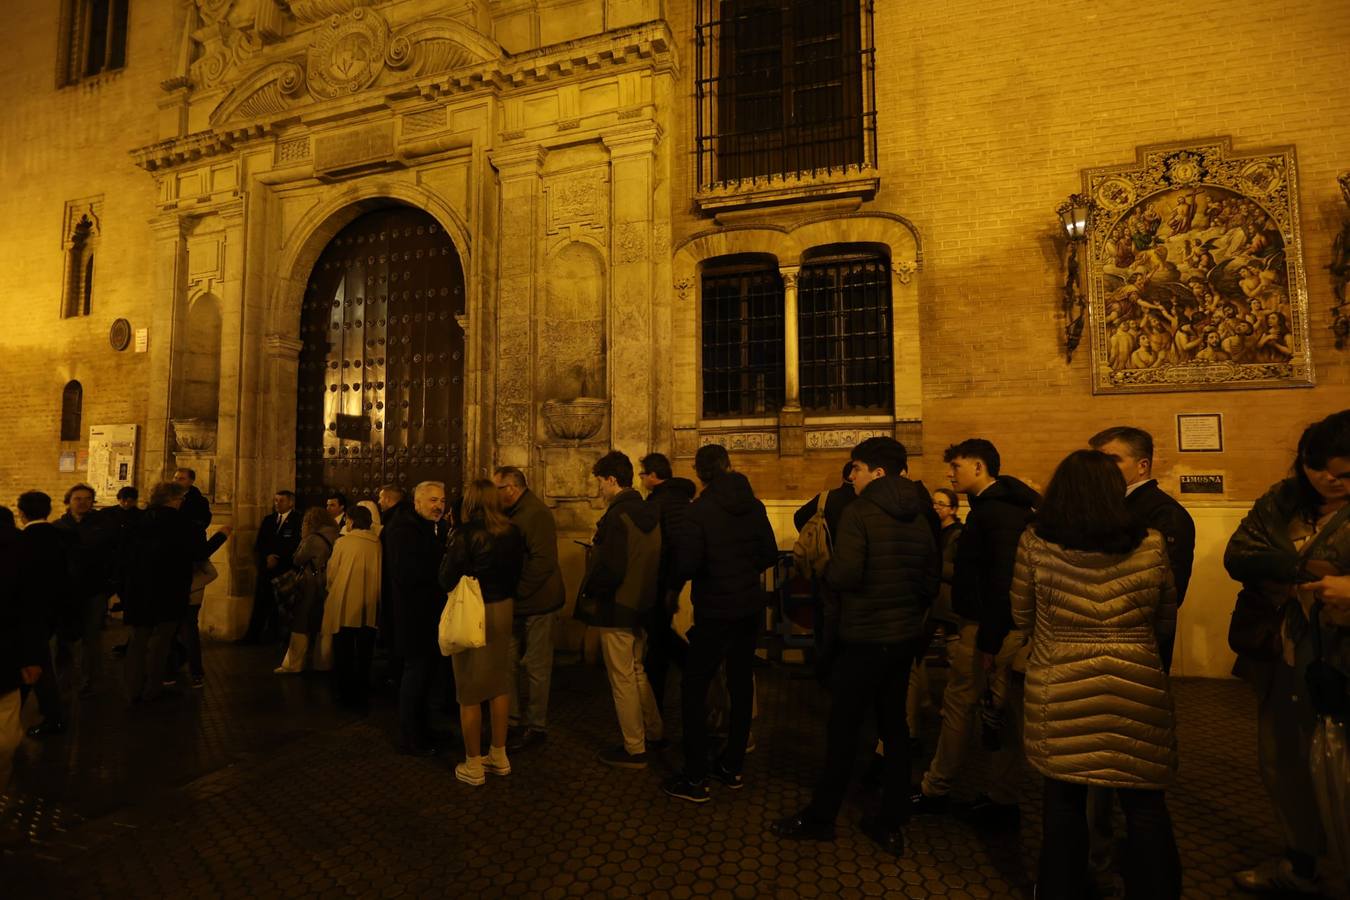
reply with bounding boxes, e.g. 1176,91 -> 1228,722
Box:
438,576 -> 486,656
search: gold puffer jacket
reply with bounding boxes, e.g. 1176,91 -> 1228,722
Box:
1012,528 -> 1178,790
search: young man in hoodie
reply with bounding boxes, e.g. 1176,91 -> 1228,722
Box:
772,437 -> 939,854
663,444 -> 779,803
912,438 -> 1040,826
638,452 -> 696,720
578,451 -> 664,769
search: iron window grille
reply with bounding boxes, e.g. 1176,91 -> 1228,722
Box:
695,0 -> 877,190
798,253 -> 894,413
61,380 -> 83,441
702,261 -> 786,418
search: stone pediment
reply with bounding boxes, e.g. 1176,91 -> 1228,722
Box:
206,6 -> 503,128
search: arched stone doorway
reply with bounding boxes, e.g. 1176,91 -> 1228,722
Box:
295,206 -> 466,510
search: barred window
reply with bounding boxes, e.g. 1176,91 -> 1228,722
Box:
62,216 -> 96,318
696,0 -> 876,188
702,260 -> 785,418
59,0 -> 129,85
799,252 -> 893,412
61,380 -> 83,441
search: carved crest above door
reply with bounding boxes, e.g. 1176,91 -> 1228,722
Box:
190,1 -> 502,127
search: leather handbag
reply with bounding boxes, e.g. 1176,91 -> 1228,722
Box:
1227,586 -> 1285,661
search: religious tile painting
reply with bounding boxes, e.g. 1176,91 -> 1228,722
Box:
1083,137 -> 1314,394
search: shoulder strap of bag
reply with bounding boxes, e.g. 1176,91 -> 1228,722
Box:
1297,503 -> 1350,565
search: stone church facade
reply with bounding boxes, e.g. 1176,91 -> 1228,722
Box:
2,0 -> 1348,671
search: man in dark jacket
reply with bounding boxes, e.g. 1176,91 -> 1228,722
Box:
242,490 -> 301,644
17,491 -> 74,736
578,451 -> 664,769
663,444 -> 778,803
384,480 -> 449,755
54,483 -> 114,695
794,461 -> 856,667
174,468 -> 212,535
0,506 -> 46,787
638,452 -> 696,718
913,438 -> 1039,824
119,482 -> 228,703
495,466 -> 565,753
772,437 -> 938,854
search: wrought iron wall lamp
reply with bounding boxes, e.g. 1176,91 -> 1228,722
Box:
1056,193 -> 1094,361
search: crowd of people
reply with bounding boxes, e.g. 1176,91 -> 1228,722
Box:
2,414 -> 1349,899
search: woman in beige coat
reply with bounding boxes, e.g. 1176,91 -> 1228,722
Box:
1012,449 -> 1179,900
323,505 -> 381,708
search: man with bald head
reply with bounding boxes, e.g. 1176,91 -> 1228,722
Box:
384,480 -> 449,756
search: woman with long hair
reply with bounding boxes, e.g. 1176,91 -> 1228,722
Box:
1012,449 -> 1180,900
439,478 -> 525,786
1226,410 -> 1350,895
275,506 -> 339,674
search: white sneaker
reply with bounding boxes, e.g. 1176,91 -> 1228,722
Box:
455,758 -> 485,786
1233,858 -> 1321,895
484,747 -> 511,776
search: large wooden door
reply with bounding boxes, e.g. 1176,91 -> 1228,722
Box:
295,207 -> 465,510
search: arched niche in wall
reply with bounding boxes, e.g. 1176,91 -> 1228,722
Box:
60,380 -> 83,441
540,241 -> 607,402
176,292 -> 223,422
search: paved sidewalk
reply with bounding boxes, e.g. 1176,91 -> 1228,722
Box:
0,625 -> 1334,898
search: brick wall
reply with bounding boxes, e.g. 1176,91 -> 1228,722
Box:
0,2 -> 171,505
669,0 -> 1350,502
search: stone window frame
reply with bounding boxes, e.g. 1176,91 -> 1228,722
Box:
693,0 -> 879,213
673,214 -> 921,457
60,198 -> 103,319
56,0 -> 130,88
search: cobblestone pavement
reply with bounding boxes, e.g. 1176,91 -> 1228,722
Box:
1,624 -> 1340,898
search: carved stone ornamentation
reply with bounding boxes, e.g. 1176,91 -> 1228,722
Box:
805,428 -> 891,451
172,418 -> 218,452
306,8 -> 389,100
290,0 -> 374,24
673,277 -> 692,302
542,398 -> 608,442
275,137 -> 311,164
548,176 -> 602,230
893,260 -> 917,285
211,60 -> 306,125
699,431 -> 778,452
616,223 -> 647,263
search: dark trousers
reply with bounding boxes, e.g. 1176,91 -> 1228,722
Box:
332,626 -> 376,706
124,622 -> 179,702
32,636 -> 64,724
399,654 -> 439,746
681,612 -> 758,782
1039,777 -> 1181,900
807,639 -> 920,828
245,573 -> 281,643
179,605 -> 204,680
644,599 -> 684,716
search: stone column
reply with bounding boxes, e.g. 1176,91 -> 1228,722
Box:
213,202 -> 246,507
778,266 -> 804,456
604,127 -> 660,459
144,215 -> 188,487
491,146 -> 547,470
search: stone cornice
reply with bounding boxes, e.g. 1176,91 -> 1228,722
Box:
133,21 -> 676,174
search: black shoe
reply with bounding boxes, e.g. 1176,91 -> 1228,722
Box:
508,727 -> 547,753
968,794 -> 1020,831
645,737 -> 670,752
860,816 -> 906,857
25,720 -> 67,738
708,759 -> 744,789
909,790 -> 950,815
662,774 -> 711,804
770,812 -> 835,842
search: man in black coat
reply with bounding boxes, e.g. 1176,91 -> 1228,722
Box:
16,491 -> 74,737
119,482 -> 228,702
773,437 -> 938,855
174,468 -> 212,535
384,480 -> 448,755
662,444 -> 778,803
0,506 -> 46,787
638,452 -> 696,718
54,483 -> 115,695
794,461 -> 857,666
242,490 -> 301,644
913,438 -> 1039,824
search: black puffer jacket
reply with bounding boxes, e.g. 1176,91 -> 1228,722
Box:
678,472 -> 779,620
647,477 -> 696,594
385,512 -> 447,659
440,520 -> 526,604
950,475 -> 1041,654
824,475 -> 939,643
